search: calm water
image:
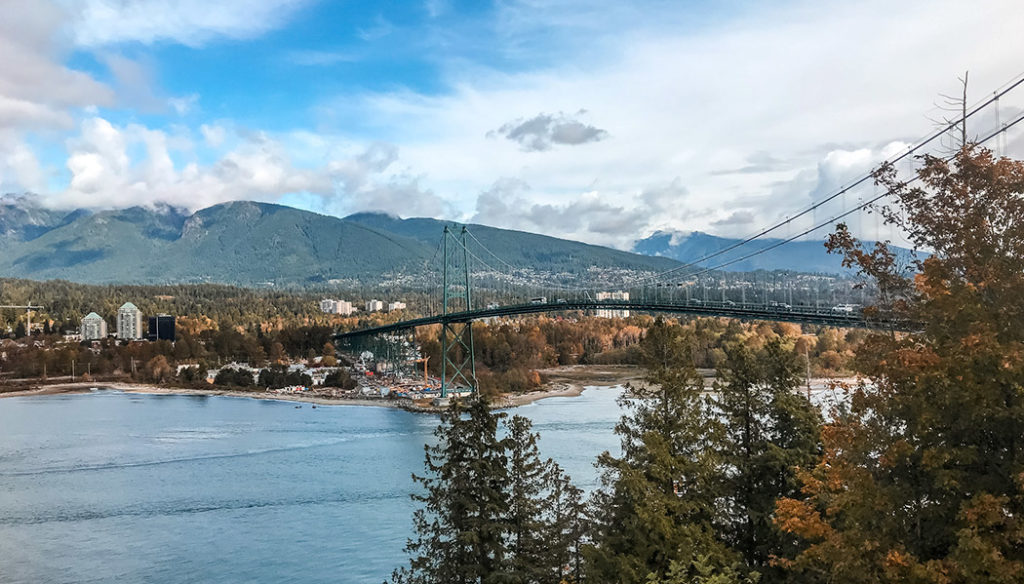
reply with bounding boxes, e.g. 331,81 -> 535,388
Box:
0,388 -> 624,584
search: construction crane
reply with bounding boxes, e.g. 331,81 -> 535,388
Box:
413,356 -> 430,384
0,304 -> 45,335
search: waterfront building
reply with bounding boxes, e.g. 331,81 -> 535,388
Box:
595,291 -> 630,318
366,299 -> 384,312
81,312 -> 107,340
148,314 -> 176,342
116,302 -> 144,340
387,301 -> 406,312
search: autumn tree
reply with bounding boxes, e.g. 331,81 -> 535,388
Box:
145,355 -> 173,383
775,146 -> 1024,583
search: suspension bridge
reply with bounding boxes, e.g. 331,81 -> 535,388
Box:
335,73 -> 1024,398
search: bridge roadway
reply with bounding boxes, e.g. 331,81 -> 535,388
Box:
335,300 -> 894,340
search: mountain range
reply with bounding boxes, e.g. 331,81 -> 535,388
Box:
0,198 -> 894,286
633,230 -> 843,273
0,200 -> 680,286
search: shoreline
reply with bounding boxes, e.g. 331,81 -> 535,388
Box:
0,375 -> 628,411
0,367 -> 859,411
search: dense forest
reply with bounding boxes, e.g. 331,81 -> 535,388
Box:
416,316 -> 864,394
389,145 -> 1024,583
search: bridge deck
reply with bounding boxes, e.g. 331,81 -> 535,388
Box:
335,300 -> 903,340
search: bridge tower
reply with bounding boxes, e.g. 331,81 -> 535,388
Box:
440,225 -> 477,398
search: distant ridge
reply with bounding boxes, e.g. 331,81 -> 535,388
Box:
0,200 -> 680,285
632,229 -> 915,274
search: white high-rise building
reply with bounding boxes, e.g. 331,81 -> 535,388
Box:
81,312 -> 107,340
595,291 -> 630,318
320,299 -> 355,315
387,301 -> 406,312
117,302 -> 143,340
366,299 -> 384,312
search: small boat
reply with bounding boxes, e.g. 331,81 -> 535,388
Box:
294,405 -> 302,409
311,405 -> 317,409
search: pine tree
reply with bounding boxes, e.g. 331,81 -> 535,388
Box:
505,414 -> 555,583
586,318 -> 743,584
710,339 -> 821,580
395,399 -> 587,584
546,464 -> 587,583
506,414 -> 589,584
395,397 -> 511,584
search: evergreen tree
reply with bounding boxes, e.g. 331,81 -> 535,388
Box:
505,414 -> 555,583
395,400 -> 587,584
546,464 -> 588,583
710,339 -> 821,580
586,318 -> 743,584
505,414 -> 588,584
395,397 -> 511,584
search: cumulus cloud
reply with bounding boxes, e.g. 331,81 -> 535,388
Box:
38,117 -> 320,209
0,141 -> 46,193
472,179 -> 651,247
31,116 -> 447,220
0,0 -> 112,133
490,111 -> 609,151
325,0 -> 1024,246
7,0 -> 1024,252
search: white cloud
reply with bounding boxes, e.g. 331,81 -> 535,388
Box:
490,110 -> 608,151
472,179 -> 652,248
318,0 -> 1024,247
40,117 -> 449,219
0,0 -> 112,133
6,0 -> 1024,254
69,0 -> 313,47
200,124 -> 227,148
0,141 -> 46,193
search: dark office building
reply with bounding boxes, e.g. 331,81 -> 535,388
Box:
148,314 -> 176,342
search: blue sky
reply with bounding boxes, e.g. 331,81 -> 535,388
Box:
1,0 -> 1023,248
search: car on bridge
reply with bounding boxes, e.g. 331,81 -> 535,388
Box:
831,303 -> 858,313
529,297 -> 547,305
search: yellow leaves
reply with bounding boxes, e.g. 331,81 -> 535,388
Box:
958,493 -> 1008,526
894,345 -> 941,369
885,549 -> 911,568
774,498 -> 833,541
914,270 -> 951,298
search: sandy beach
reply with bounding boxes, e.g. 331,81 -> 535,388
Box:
0,368 -> 637,411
